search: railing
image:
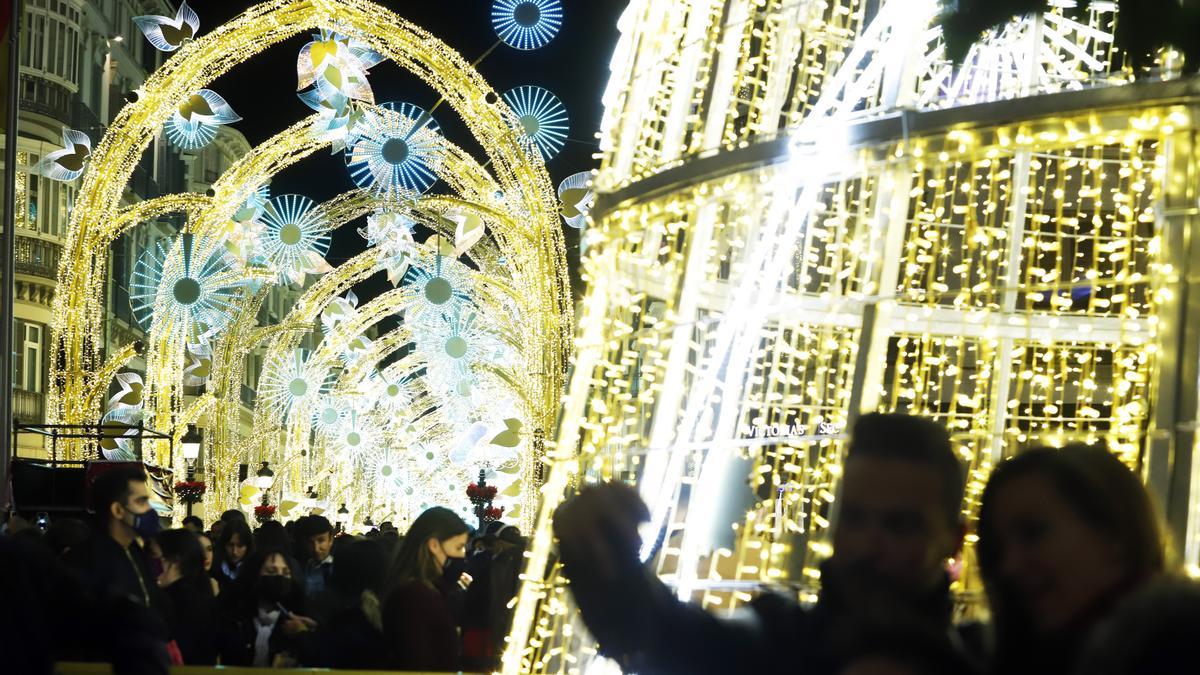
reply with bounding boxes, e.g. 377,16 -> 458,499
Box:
13,389 -> 45,425
15,235 -> 62,280
55,665 -> 481,675
18,74 -> 73,123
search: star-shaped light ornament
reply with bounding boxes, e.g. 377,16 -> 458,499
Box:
166,90 -> 242,151
34,128 -> 91,182
134,1 -> 199,52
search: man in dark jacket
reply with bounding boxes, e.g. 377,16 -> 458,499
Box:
80,463 -> 172,673
553,413 -> 980,674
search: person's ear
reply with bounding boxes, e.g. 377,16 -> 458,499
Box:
109,501 -> 126,522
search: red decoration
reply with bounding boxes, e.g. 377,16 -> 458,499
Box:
484,505 -> 504,521
466,470 -> 505,526
466,482 -> 498,502
174,480 -> 207,505
253,504 -> 277,523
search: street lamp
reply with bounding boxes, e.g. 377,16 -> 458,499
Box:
255,461 -> 275,490
181,424 -> 201,474
336,503 -> 350,531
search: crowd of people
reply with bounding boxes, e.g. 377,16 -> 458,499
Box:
0,466 -> 525,674
1,412 -> 1198,673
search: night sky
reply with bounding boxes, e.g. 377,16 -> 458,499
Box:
190,0 -> 625,307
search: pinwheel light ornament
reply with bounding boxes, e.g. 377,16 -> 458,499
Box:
130,233 -> 246,344
165,89 -> 242,151
258,349 -> 333,420
346,102 -> 443,197
297,30 -> 378,152
362,211 -> 418,285
34,128 -> 91,182
502,85 -> 569,160
259,194 -> 333,285
492,0 -> 563,51
134,0 -> 199,52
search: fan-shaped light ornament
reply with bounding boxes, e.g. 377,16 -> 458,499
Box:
130,233 -> 246,344
502,85 -> 569,160
403,251 -> 472,312
372,373 -> 413,413
165,90 -> 241,150
259,194 -> 332,285
368,449 -> 409,492
258,349 -> 332,420
558,171 -> 594,229
414,306 -> 505,385
346,102 -> 442,197
134,0 -> 199,52
312,397 -> 350,433
492,0 -> 563,51
330,412 -> 382,464
34,128 -> 91,182
361,211 -> 418,285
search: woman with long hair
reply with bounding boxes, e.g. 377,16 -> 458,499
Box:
977,443 -> 1171,674
195,532 -> 220,596
382,507 -> 470,671
156,529 -> 219,664
213,519 -> 254,595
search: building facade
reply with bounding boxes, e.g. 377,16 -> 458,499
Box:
2,0 -> 290,457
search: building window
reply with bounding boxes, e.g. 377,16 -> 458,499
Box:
18,322 -> 44,393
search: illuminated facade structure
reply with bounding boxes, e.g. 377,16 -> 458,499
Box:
2,0 -> 268,459
505,1 -> 1200,671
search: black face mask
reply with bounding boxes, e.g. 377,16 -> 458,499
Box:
443,557 -> 467,582
255,575 -> 293,603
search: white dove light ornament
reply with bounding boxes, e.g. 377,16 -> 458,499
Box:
134,1 -> 200,52
166,90 -> 242,151
34,129 -> 91,182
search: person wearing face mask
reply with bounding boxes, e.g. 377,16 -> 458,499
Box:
155,529 -> 219,664
80,464 -> 172,673
218,549 -> 318,666
382,506 -> 471,671
977,443 -> 1171,675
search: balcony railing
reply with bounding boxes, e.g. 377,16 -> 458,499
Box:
15,235 -> 61,280
13,389 -> 45,425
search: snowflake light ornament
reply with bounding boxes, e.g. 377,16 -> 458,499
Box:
259,194 -> 332,285
346,102 -> 443,197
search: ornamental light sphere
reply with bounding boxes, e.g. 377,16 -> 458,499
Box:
502,85 -> 569,160
130,232 -> 245,344
346,102 -> 443,197
492,0 -> 563,51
